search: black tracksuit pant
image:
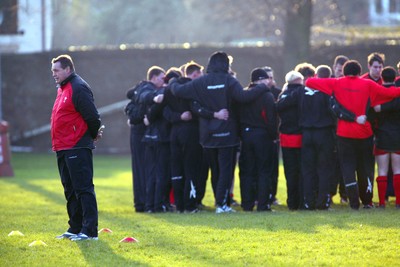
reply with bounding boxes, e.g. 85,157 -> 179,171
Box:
330,152 -> 347,200
57,148 -> 98,237
205,146 -> 236,207
196,150 -> 210,206
170,123 -> 202,212
281,147 -> 303,210
271,141 -> 280,201
144,142 -> 171,212
301,127 -> 335,210
239,128 -> 274,211
130,125 -> 146,212
337,136 -> 375,209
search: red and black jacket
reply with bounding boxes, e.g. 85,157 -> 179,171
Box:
51,73 -> 101,151
276,83 -> 303,148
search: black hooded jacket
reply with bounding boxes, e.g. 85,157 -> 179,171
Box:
171,51 -> 268,148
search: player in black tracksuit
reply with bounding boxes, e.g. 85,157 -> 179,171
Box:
270,85 -> 281,204
126,81 -> 153,212
140,67 -> 172,213
239,68 -> 277,211
170,51 -> 269,213
300,65 -> 336,210
142,86 -> 171,213
276,71 -> 304,210
163,76 -> 203,213
263,66 -> 281,205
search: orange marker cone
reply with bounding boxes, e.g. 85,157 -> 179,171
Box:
119,237 -> 139,243
98,228 -> 113,233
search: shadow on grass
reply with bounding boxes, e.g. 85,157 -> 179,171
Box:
98,210 -> 249,267
3,177 -> 66,206
96,208 -> 399,266
114,192 -> 397,233
75,239 -> 147,266
4,173 -> 399,235
11,152 -> 131,180
117,206 -> 400,234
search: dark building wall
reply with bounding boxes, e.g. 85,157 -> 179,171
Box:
2,44 -> 400,154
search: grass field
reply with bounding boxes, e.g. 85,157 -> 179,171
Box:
1,152 -> 399,267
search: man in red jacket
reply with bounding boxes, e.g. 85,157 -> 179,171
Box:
51,55 -> 102,240
306,60 -> 400,210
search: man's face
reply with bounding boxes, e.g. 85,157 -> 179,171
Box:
369,61 -> 383,80
258,78 -> 269,87
152,73 -> 166,88
188,70 -> 203,80
333,64 -> 344,77
266,71 -> 275,87
51,62 -> 71,84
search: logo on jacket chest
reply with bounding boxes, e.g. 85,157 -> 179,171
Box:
304,87 -> 319,96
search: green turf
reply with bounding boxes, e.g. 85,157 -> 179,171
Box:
0,152 -> 399,266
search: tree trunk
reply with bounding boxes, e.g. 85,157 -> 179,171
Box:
283,0 -> 313,73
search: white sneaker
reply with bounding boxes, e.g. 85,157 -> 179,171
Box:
70,233 -> 99,241
216,206 -> 224,214
215,205 -> 236,214
224,206 -> 236,213
56,231 -> 77,239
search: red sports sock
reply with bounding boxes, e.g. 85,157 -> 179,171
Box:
169,188 -> 175,205
376,176 -> 387,206
393,174 -> 400,205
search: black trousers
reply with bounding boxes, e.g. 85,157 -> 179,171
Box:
281,147 -> 303,210
57,148 -> 98,237
144,142 -> 171,212
205,146 -> 236,207
130,126 -> 146,212
196,149 -> 210,206
301,128 -> 335,209
170,124 -> 202,212
337,136 -> 375,209
330,151 -> 347,200
239,128 -> 274,211
271,140 -> 280,200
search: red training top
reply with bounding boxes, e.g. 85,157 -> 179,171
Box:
306,76 -> 400,139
